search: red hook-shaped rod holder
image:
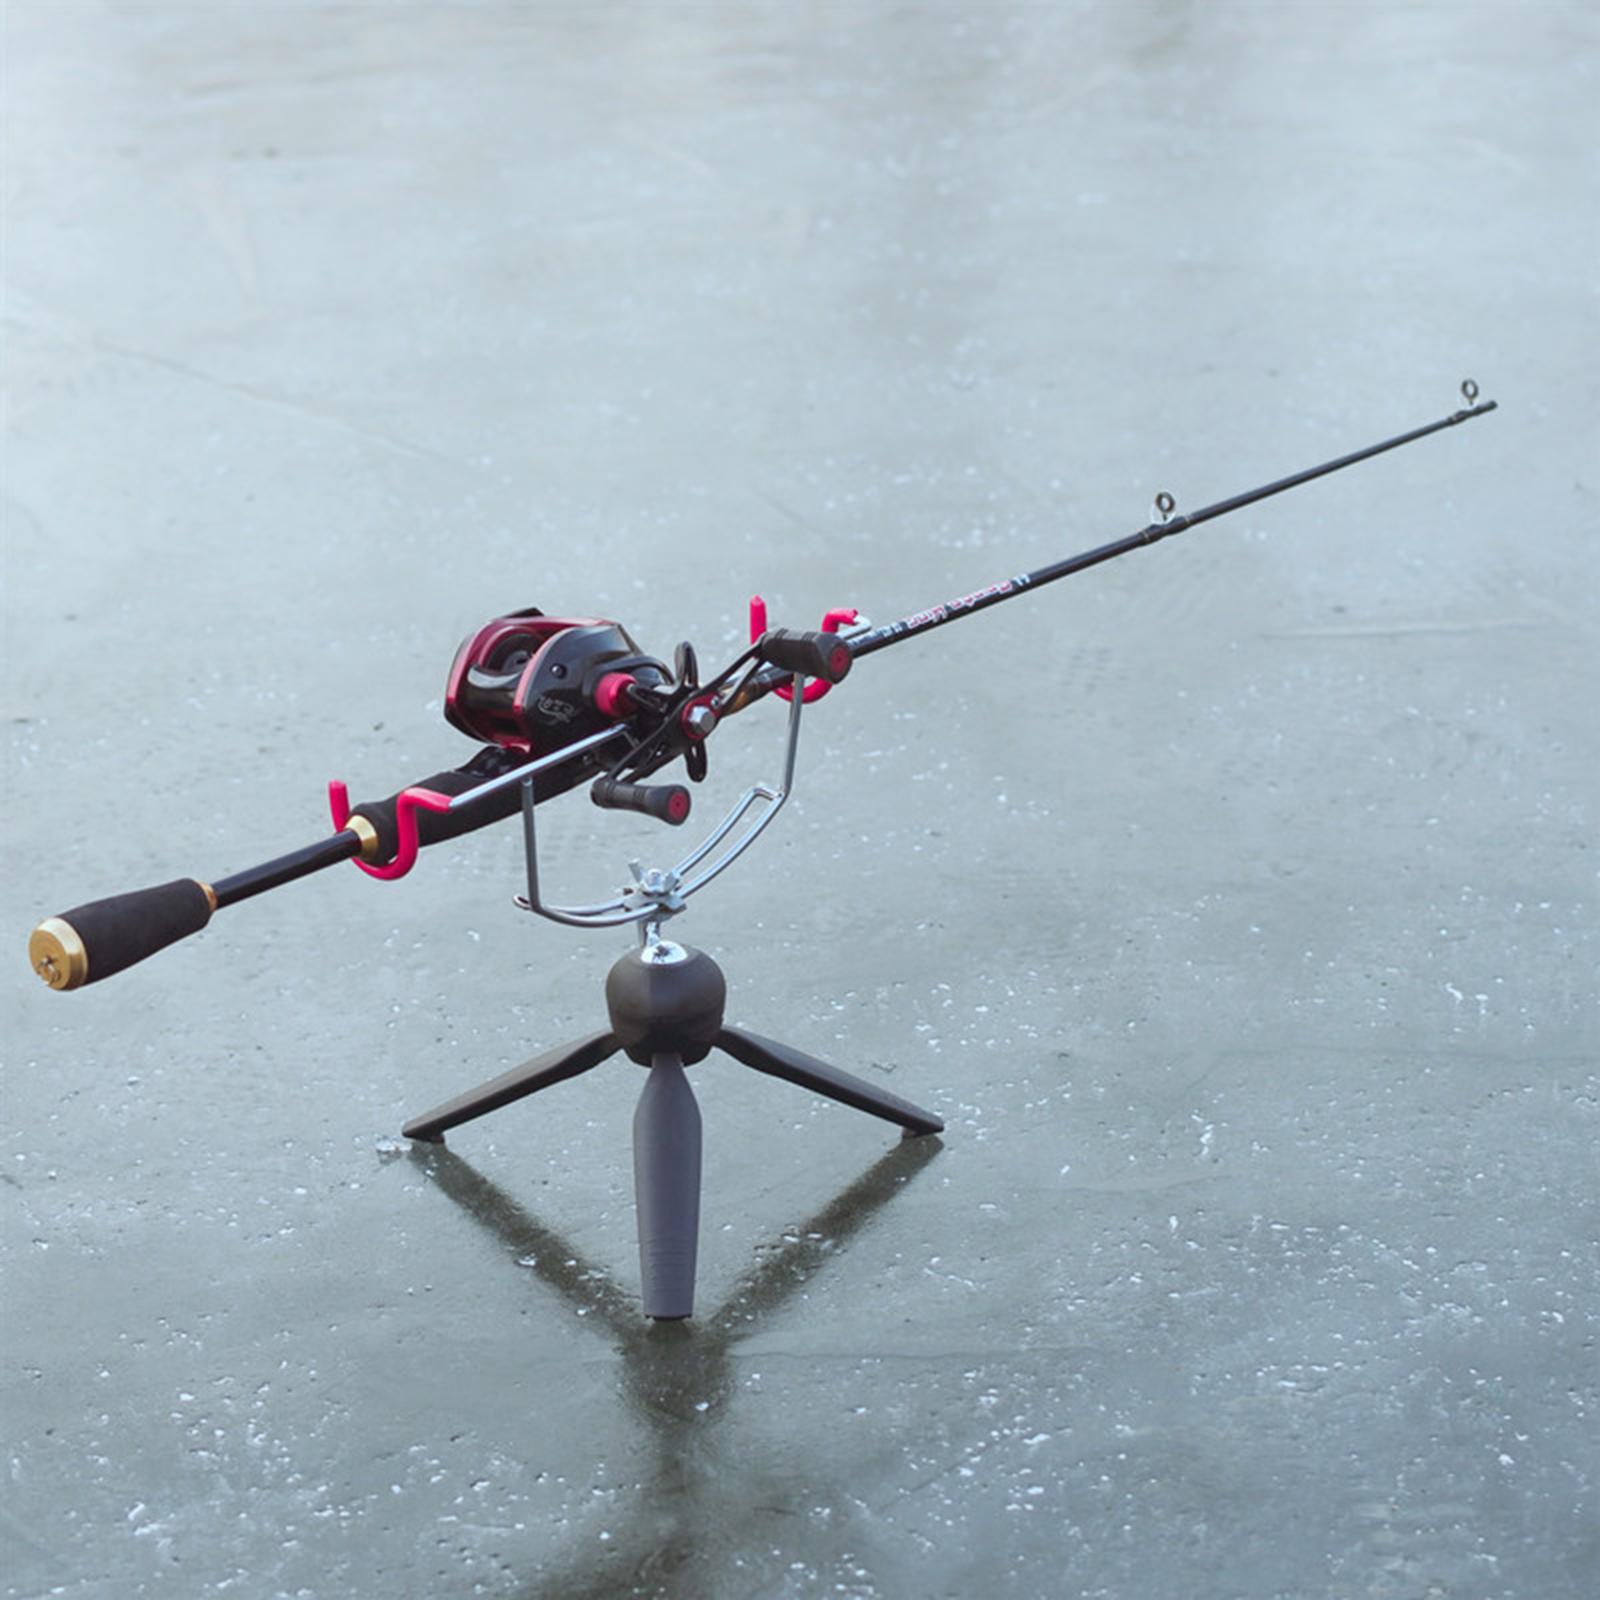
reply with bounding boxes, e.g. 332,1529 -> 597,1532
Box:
327,781 -> 453,880
748,596 -> 858,703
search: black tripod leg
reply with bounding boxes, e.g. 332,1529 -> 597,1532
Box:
403,1030 -> 620,1143
716,1027 -> 944,1137
633,1053 -> 702,1320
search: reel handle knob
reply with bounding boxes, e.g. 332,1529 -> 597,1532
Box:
590,777 -> 692,826
756,628 -> 853,684
29,879 -> 215,991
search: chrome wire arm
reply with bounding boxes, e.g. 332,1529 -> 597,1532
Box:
439,726 -> 631,812
513,674 -> 810,933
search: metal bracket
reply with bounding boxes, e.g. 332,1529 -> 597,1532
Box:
512,673 -> 811,933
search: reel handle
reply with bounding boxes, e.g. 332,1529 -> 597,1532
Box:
755,629 -> 853,684
30,879 -> 215,991
590,777 -> 692,826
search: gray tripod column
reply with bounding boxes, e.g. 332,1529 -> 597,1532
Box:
632,1051 -> 703,1320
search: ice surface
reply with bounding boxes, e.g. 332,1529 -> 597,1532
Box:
3,3 -> 1596,1598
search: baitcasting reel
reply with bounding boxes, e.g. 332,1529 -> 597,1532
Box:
444,609 -> 671,758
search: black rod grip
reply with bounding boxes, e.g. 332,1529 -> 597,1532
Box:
30,878 -> 214,991
590,777 -> 691,825
349,764 -> 522,862
755,628 -> 853,684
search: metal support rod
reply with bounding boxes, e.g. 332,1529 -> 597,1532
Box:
446,726 -> 628,813
520,776 -> 540,913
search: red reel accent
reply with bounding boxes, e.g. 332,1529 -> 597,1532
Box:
593,672 -> 639,719
444,611 -> 629,754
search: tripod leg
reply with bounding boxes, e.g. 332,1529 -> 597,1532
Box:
716,1027 -> 944,1137
403,1030 -> 619,1143
633,1053 -> 702,1320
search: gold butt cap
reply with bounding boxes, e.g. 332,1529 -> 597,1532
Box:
29,918 -> 88,990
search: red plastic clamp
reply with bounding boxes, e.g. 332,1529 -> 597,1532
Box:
327,781 -> 453,881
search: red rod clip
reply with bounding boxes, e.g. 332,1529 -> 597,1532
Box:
748,596 -> 858,703
327,781 -> 453,881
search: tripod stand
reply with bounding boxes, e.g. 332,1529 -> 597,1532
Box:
403,936 -> 942,1318
403,668 -> 941,1318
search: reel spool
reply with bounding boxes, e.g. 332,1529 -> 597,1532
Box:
443,608 -> 669,756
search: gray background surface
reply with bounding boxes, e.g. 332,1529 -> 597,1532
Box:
2,3 -> 1595,1597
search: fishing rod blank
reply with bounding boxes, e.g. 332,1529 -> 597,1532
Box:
28,382 -> 1497,991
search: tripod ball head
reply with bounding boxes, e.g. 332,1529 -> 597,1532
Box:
605,942 -> 727,1066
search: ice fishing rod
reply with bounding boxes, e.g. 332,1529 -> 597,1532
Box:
28,382 -> 1496,992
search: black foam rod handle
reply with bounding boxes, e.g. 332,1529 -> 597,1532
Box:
30,878 -> 214,991
350,765 -> 521,861
756,629 -> 853,684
